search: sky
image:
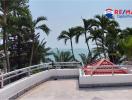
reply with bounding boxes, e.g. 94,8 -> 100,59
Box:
29,0 -> 132,49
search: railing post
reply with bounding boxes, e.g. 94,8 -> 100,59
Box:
46,64 -> 49,70
91,67 -> 93,76
44,63 -> 47,70
112,65 -> 114,75
1,73 -> 4,88
28,68 -> 31,76
43,63 -> 45,70
79,62 -> 82,68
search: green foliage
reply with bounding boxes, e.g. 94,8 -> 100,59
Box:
58,14 -> 132,64
58,27 -> 80,59
120,36 -> 132,58
58,28 -> 75,44
32,37 -> 52,64
32,16 -> 50,34
53,49 -> 74,62
0,60 -> 3,69
0,0 -> 132,71
0,0 -> 51,71
29,16 -> 50,66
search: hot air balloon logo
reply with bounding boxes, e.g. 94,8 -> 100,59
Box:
105,8 -> 114,18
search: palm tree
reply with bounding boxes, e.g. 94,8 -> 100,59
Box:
32,37 -> 52,64
105,26 -> 121,63
88,28 -> 102,58
120,28 -> 132,61
93,15 -> 119,58
122,28 -> 132,36
29,16 -> 50,65
58,28 -> 76,60
11,15 -> 33,69
0,0 -> 51,70
53,49 -> 74,62
93,15 -> 109,58
0,0 -> 10,72
120,36 -> 132,61
0,0 -> 30,72
75,19 -> 95,55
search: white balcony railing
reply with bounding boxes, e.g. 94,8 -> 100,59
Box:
0,62 -> 82,88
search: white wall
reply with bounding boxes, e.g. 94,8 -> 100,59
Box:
0,69 -> 78,100
79,74 -> 132,86
54,69 -> 79,77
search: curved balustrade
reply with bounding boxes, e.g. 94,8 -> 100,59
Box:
0,62 -> 81,88
0,62 -> 81,100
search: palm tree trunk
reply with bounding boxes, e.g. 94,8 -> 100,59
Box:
3,1 -> 10,72
6,38 -> 10,72
70,38 -> 75,60
17,34 -> 21,69
3,31 -> 7,72
101,38 -> 107,58
84,32 -> 91,55
101,29 -> 107,58
95,39 -> 101,58
29,38 -> 34,66
3,27 -> 10,72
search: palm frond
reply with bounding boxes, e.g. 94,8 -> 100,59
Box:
34,16 -> 47,26
73,26 -> 84,43
57,31 -> 70,40
36,24 -> 50,35
53,49 -> 74,62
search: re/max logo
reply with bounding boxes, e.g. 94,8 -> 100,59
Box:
105,8 -> 132,18
114,9 -> 132,15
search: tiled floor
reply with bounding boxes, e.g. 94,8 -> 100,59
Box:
17,79 -> 132,100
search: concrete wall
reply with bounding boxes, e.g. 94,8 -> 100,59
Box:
79,74 -> 132,87
53,69 -> 79,78
0,69 -> 78,100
